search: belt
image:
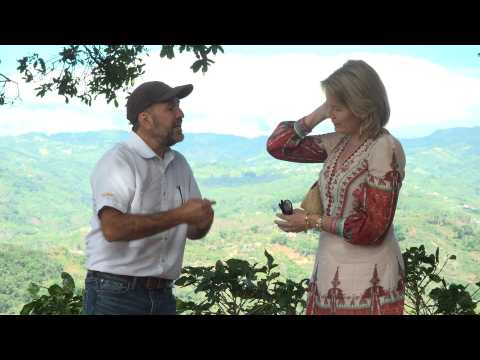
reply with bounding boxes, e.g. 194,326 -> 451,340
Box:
87,270 -> 174,290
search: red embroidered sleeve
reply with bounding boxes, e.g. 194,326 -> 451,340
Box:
266,119 -> 328,163
339,172 -> 401,245
328,137 -> 405,246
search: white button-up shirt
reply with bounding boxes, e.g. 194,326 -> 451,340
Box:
85,132 -> 202,279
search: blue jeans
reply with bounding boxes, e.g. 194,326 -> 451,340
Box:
83,272 -> 176,315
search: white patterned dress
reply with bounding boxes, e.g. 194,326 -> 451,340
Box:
267,118 -> 406,315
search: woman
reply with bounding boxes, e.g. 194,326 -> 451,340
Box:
267,60 -> 406,315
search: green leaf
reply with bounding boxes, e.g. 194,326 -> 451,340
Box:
39,58 -> 46,73
20,302 -> 35,315
48,284 -> 64,297
215,260 -> 225,272
211,46 -> 224,55
160,45 -> 175,59
226,258 -> 250,267
27,283 -> 40,297
61,272 -> 75,293
190,60 -> 203,73
264,250 -> 274,270
267,273 -> 280,281
175,276 -> 187,286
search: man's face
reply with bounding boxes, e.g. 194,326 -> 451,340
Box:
143,98 -> 185,146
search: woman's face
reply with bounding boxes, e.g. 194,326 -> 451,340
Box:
326,93 -> 361,136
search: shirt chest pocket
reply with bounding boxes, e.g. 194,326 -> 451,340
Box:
137,183 -> 186,214
173,185 -> 185,209
138,180 -> 164,213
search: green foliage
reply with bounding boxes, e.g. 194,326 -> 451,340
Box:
454,224 -> 475,239
20,272 -> 84,315
271,234 -> 288,245
0,244 -> 68,314
175,250 -> 309,315
403,245 -> 480,315
177,246 -> 479,315
394,224 -> 406,241
430,283 -> 480,315
20,246 -> 479,315
1,45 -> 223,107
161,45 -> 224,73
0,63 -> 19,105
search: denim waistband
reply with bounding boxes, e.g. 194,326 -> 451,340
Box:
87,270 -> 174,290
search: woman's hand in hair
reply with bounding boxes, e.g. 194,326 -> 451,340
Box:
304,101 -> 330,130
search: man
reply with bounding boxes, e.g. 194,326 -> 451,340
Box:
83,81 -> 215,315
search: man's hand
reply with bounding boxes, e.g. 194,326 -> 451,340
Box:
196,206 -> 214,230
185,198 -> 216,240
180,198 -> 216,227
274,208 -> 308,233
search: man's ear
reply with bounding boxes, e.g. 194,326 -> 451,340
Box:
138,111 -> 152,130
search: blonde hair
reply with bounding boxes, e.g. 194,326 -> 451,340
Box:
321,60 -> 390,140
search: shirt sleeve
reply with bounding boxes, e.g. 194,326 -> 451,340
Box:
266,117 -> 343,163
90,149 -> 136,216
328,135 -> 406,246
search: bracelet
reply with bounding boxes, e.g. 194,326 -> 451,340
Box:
304,212 -> 311,233
300,116 -> 314,133
315,216 -> 323,231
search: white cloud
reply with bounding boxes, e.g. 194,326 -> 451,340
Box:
1,49 -> 480,138
0,105 -> 128,136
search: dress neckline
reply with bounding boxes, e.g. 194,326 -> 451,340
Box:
331,136 -> 368,177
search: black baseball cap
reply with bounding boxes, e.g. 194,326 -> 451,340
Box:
126,81 -> 193,125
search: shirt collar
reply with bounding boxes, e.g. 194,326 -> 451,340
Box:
126,132 -> 175,164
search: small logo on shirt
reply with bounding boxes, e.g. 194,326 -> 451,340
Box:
101,192 -> 114,197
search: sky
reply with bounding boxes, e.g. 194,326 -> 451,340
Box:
0,45 -> 479,139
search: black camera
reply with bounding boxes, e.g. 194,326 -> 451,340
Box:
278,199 -> 293,215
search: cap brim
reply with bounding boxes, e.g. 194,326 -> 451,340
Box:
173,84 -> 193,99
160,84 -> 193,102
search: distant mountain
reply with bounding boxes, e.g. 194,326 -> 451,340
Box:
3,126 -> 479,164
0,131 -> 270,165
1,126 -> 478,225
1,126 -> 478,239
401,127 -> 480,154
175,133 -> 269,163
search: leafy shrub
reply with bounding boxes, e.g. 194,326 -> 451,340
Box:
403,245 -> 480,315
20,247 -> 479,315
20,272 -> 84,315
175,250 -> 308,315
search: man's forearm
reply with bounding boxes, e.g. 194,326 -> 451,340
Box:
101,207 -> 185,242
